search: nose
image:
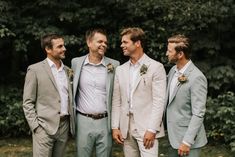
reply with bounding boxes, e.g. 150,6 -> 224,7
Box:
166,51 -> 169,56
63,46 -> 66,51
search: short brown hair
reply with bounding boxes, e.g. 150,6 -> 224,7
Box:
41,34 -> 63,52
120,27 -> 146,48
85,28 -> 107,41
168,34 -> 191,59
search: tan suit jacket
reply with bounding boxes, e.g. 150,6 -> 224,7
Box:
112,54 -> 166,139
23,59 -> 75,136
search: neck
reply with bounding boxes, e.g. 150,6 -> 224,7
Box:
88,52 -> 103,64
176,59 -> 189,70
48,57 -> 61,69
130,51 -> 144,64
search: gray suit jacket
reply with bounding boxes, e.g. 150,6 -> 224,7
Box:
112,54 -> 166,139
71,55 -> 120,132
165,62 -> 208,149
23,59 -> 75,136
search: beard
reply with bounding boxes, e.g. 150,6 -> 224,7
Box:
168,56 -> 179,64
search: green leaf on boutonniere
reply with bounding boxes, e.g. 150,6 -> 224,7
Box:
140,64 -> 148,76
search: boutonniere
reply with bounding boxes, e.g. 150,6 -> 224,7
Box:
178,74 -> 188,85
107,63 -> 114,73
140,64 -> 148,76
67,68 -> 74,82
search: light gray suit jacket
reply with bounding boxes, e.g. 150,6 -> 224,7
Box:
23,59 -> 75,136
112,54 -> 166,139
71,55 -> 120,132
165,62 -> 208,149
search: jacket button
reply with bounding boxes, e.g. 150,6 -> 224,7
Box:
58,112 -> 61,114
58,100 -> 61,103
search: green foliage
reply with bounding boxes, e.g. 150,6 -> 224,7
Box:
0,88 -> 30,137
205,91 -> 235,152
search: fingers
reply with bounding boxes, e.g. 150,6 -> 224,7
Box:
178,148 -> 189,156
143,139 -> 154,149
112,129 -> 124,145
143,131 -> 156,149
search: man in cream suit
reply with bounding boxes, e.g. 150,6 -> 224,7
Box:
165,34 -> 207,157
71,28 -> 119,157
23,34 -> 75,157
112,27 -> 166,157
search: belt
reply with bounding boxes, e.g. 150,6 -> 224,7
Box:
60,115 -> 70,121
77,111 -> 108,120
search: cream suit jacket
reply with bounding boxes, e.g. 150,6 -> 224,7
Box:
112,54 -> 166,139
165,62 -> 208,149
23,59 -> 75,136
71,55 -> 120,132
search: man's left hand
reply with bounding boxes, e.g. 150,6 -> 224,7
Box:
178,143 -> 190,156
143,130 -> 156,149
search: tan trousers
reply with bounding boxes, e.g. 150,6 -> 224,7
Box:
124,115 -> 159,157
32,118 -> 69,157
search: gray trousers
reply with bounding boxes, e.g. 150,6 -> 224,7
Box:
32,118 -> 69,157
76,113 -> 112,157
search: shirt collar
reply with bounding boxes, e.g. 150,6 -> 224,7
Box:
175,60 -> 192,74
84,55 -> 106,67
46,58 -> 64,70
129,53 -> 146,66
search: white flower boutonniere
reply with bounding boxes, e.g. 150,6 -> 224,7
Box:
178,74 -> 188,85
140,64 -> 148,76
107,63 -> 114,73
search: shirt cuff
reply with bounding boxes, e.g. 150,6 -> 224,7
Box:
147,129 -> 156,133
182,141 -> 191,147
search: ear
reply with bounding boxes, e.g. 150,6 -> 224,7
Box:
86,39 -> 91,47
178,51 -> 184,59
135,40 -> 141,48
45,46 -> 51,54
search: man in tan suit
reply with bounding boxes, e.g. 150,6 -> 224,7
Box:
112,27 -> 166,157
23,34 -> 75,157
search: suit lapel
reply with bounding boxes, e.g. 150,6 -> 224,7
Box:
168,63 -> 195,105
73,56 -> 86,96
105,57 -> 111,102
165,67 -> 176,105
132,56 -> 151,92
42,59 -> 59,93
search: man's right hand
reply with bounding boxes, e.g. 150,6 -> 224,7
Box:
112,129 -> 124,145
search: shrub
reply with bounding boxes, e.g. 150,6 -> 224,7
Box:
205,91 -> 235,152
0,87 -> 30,137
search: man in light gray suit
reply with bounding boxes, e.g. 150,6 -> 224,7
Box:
71,28 -> 119,157
112,27 -> 166,157
165,34 -> 207,157
23,34 -> 75,157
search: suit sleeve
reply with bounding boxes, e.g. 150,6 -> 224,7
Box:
111,66 -> 121,129
183,74 -> 207,144
148,63 -> 166,132
22,67 -> 39,132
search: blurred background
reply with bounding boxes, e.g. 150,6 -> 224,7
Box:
0,0 -> 234,156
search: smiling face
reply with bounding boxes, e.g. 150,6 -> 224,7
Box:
87,32 -> 108,57
120,34 -> 139,57
46,38 -> 66,60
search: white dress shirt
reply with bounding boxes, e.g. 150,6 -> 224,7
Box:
169,60 -> 192,100
77,56 -> 107,114
129,54 -> 146,112
47,58 -> 69,116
